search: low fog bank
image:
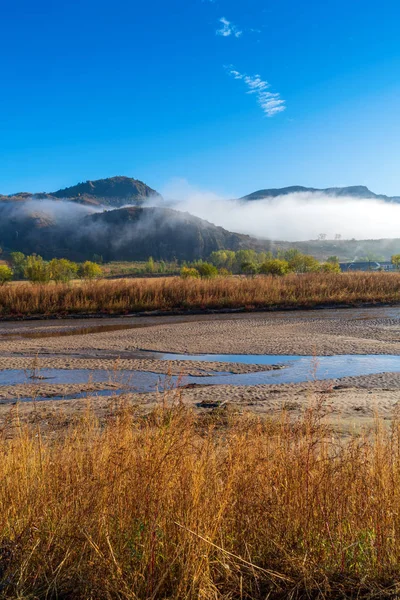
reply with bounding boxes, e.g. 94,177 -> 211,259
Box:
156,179 -> 400,241
0,198 -> 100,223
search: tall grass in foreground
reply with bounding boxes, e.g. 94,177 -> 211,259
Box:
2,398 -> 400,598
1,272 -> 400,317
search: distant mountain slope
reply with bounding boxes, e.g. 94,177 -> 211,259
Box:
1,176 -> 160,208
241,185 -> 400,202
0,203 -> 257,261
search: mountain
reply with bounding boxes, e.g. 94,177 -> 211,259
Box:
241,185 -> 400,203
50,176 -> 160,206
1,176 -> 160,208
0,203 -> 258,261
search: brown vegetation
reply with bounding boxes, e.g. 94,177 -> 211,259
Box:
1,395 -> 400,598
0,272 -> 400,318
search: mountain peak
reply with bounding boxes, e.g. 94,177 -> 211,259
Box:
50,176 -> 161,206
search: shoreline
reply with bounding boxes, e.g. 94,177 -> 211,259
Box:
1,299 -> 400,322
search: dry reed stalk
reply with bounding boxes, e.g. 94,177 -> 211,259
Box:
1,395 -> 400,598
0,272 -> 400,318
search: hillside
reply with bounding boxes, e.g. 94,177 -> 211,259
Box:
0,203 -> 258,261
241,185 -> 400,203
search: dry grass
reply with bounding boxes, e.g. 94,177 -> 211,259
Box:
1,394 -> 400,598
1,272 -> 400,318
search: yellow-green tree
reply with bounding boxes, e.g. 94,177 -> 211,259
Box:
0,265 -> 13,285
259,259 -> 289,276
79,261 -> 103,280
49,259 -> 79,283
391,255 -> 400,269
24,255 -> 51,284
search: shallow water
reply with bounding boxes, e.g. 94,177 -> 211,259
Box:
159,353 -> 400,384
0,369 -> 179,392
1,354 -> 400,401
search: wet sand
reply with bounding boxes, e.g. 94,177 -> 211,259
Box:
0,308 -> 399,430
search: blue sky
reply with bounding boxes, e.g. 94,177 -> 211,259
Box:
1,0 -> 400,196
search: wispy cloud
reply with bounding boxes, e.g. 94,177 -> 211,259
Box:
226,67 -> 286,117
216,17 -> 242,38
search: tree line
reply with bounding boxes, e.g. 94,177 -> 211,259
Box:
0,253 -> 103,285
181,249 -> 341,279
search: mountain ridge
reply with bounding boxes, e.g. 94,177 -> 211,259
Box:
241,185 -> 400,202
1,176 -> 160,208
2,177 -> 400,206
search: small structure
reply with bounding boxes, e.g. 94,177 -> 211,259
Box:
339,261 -> 381,272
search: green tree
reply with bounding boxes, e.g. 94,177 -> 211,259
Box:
0,265 -> 13,285
327,256 -> 340,264
240,261 -> 259,276
49,258 -> 79,283
391,255 -> 400,269
79,261 -> 103,280
259,259 -> 289,276
10,252 -> 26,279
24,255 -> 50,284
280,250 -> 320,273
234,250 -> 258,272
209,250 -> 236,271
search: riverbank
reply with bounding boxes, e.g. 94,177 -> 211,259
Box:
1,272 -> 400,318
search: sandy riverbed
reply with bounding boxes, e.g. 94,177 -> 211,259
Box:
0,308 -> 399,431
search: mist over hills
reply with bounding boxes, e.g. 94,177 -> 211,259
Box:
0,202 -> 258,262
241,185 -> 400,203
1,176 -> 400,262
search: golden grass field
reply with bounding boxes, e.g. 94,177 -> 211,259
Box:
1,272 -> 400,317
1,392 -> 400,598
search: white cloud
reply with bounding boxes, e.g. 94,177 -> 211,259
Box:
226,66 -> 286,117
216,17 -> 242,38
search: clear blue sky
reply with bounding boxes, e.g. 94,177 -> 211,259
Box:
1,0 -> 400,196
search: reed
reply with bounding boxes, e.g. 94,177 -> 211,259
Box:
1,272 -> 400,317
1,395 -> 400,598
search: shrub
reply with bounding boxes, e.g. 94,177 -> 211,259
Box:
0,265 -> 13,285
320,261 -> 341,273
195,263 -> 218,279
79,261 -> 103,280
259,259 -> 289,276
180,266 -> 200,279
